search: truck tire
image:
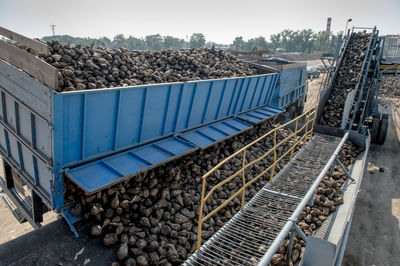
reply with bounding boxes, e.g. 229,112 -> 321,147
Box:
371,116 -> 380,144
377,114 -> 388,145
296,105 -> 304,116
288,105 -> 296,119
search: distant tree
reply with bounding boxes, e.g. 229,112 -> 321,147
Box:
145,34 -> 163,50
114,34 -> 125,42
241,36 -> 269,51
41,30 -> 340,53
163,36 -> 185,49
299,29 -> 315,53
95,37 -> 111,48
205,41 -> 217,48
189,33 -> 206,48
269,33 -> 282,51
125,36 -> 146,50
233,36 -> 245,48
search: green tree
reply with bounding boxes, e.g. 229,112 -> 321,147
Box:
269,33 -> 281,50
42,30 -> 340,53
145,34 -> 163,50
241,36 -> 269,51
163,36 -> 185,49
205,41 -> 216,48
114,34 -> 125,42
125,36 -> 146,50
233,36 -> 245,48
189,33 -> 206,48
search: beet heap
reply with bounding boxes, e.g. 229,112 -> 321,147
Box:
65,120 -> 299,265
320,32 -> 370,128
39,41 -> 257,92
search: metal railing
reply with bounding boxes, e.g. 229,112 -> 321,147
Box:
196,104 -> 319,251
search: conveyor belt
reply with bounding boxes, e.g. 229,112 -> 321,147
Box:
184,134 -> 342,265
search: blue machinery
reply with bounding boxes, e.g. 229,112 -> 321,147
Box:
243,60 -> 307,113
0,50 -> 309,230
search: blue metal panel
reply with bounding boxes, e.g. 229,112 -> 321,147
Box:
238,106 -> 284,124
270,64 -> 307,109
65,137 -> 197,193
55,73 -> 278,168
180,118 -> 252,148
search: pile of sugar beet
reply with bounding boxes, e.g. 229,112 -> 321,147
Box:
65,117 -> 362,265
270,141 -> 362,265
320,32 -> 371,128
39,40 -> 257,92
66,120 -> 298,266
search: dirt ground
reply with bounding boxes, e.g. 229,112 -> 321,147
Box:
0,199 -> 33,244
0,158 -> 34,244
302,60 -> 325,111
343,98 -> 400,266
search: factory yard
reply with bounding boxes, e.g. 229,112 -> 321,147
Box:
1,62 -> 399,265
0,27 -> 399,264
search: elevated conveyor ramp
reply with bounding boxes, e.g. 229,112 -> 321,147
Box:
184,133 -> 345,265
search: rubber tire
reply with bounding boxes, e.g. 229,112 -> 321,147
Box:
288,105 -> 296,119
377,114 -> 389,145
371,116 -> 380,144
296,105 -> 304,116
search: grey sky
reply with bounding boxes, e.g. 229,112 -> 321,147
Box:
0,0 -> 398,43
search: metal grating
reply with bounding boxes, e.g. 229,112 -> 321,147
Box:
184,134 -> 342,265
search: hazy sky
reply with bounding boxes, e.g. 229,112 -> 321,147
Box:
0,0 -> 398,43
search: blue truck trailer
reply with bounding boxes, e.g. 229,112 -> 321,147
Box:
241,59 -> 307,118
0,28 -> 307,233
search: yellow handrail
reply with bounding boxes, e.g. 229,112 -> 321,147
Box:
196,104 -> 318,251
